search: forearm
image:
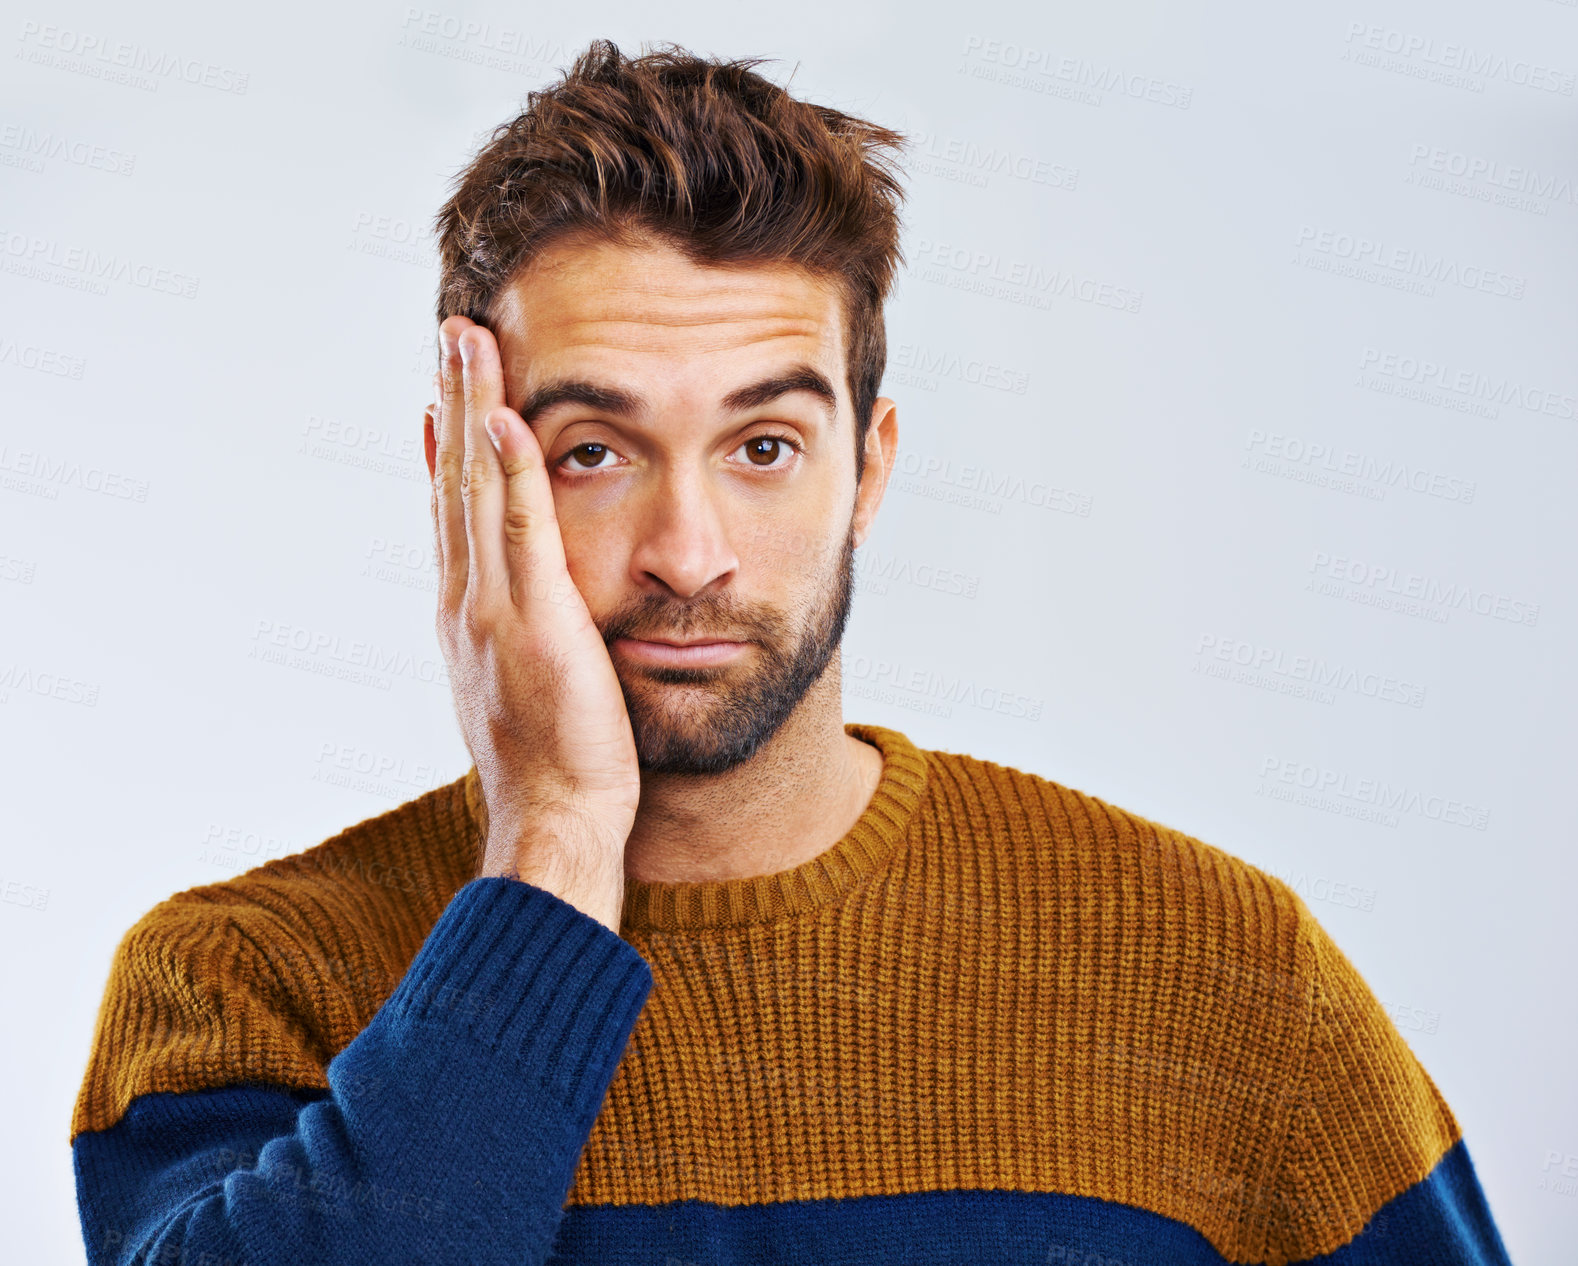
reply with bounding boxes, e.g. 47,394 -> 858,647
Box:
74,877 -> 653,1266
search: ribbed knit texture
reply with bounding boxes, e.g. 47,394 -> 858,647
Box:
71,723 -> 1487,1265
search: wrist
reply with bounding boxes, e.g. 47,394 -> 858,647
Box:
481,821 -> 628,933
500,868 -> 625,935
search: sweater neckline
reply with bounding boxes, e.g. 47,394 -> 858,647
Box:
463,722 -> 928,934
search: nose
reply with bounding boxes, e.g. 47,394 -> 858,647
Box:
626,466 -> 739,599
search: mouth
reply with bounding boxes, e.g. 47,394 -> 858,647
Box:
611,635 -> 752,667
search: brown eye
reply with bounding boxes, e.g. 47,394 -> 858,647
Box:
745,436 -> 783,465
562,442 -> 612,471
735,433 -> 799,469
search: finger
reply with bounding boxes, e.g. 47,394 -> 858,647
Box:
435,315 -> 475,613
458,322 -> 510,611
424,403 -> 442,576
485,404 -> 578,617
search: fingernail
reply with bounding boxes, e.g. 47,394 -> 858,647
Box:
458,333 -> 474,366
485,415 -> 505,446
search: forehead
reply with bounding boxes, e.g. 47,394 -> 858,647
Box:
490,235 -> 847,397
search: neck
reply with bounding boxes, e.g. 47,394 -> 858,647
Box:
621,653 -> 883,885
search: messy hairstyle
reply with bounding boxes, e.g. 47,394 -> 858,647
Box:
433,38 -> 908,484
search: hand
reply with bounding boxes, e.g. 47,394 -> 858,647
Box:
427,315 -> 640,933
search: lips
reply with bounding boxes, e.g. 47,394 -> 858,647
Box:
638,637 -> 736,647
611,636 -> 751,667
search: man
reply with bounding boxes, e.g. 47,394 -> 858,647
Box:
71,39 -> 1512,1266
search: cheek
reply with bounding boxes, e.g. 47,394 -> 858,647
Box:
553,499 -> 627,600
750,519 -> 846,598
738,471 -> 848,551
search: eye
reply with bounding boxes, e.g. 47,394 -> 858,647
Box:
554,432 -> 803,476
731,432 -> 802,470
558,441 -> 620,473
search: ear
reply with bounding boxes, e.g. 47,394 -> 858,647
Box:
851,396 -> 898,550
423,405 -> 437,482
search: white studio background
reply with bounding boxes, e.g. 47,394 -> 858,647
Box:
2,0 -> 1573,1261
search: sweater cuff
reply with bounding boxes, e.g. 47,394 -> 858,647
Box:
378,876 -> 653,1109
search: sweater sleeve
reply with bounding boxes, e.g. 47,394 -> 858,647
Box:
71,876 -> 653,1266
1269,904 -> 1513,1265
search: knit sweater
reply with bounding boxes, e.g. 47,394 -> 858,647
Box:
70,722 -> 1511,1265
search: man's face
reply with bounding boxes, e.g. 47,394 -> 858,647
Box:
488,235 -> 891,776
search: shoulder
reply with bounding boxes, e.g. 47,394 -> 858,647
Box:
218,766 -> 481,927
915,743 -> 1315,1111
71,770 -> 480,1142
918,741 -> 1305,937
914,742 -> 1461,1259
119,768 -> 480,989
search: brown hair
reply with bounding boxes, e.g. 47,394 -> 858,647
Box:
432,39 -> 908,484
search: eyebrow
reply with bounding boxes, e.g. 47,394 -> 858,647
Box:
722,366 -> 838,420
513,363 -> 839,428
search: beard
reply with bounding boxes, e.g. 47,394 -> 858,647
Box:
597,519 -> 856,776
